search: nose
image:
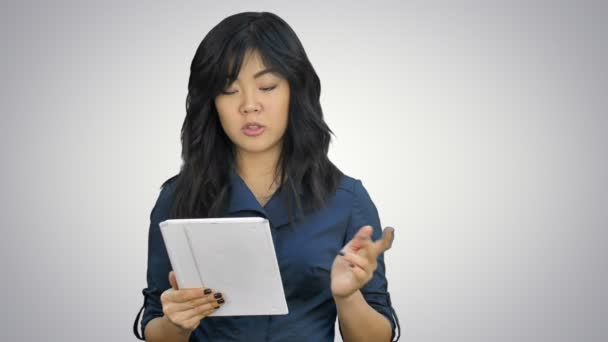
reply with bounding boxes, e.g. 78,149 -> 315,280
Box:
242,104 -> 259,114
240,87 -> 261,114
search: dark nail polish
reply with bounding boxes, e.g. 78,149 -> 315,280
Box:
214,292 -> 223,299
338,251 -> 345,256
204,289 -> 212,295
217,298 -> 225,304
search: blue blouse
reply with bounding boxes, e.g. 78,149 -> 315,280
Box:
135,167 -> 398,341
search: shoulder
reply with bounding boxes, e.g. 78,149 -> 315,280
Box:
157,175 -> 178,206
336,172 -> 368,196
159,175 -> 178,198
337,173 -> 357,193
150,175 -> 178,222
337,173 -> 382,237
334,172 -> 376,209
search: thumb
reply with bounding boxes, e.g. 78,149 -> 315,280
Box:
377,226 -> 395,253
168,270 -> 179,290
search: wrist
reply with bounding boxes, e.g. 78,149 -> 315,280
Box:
162,315 -> 192,338
333,289 -> 361,304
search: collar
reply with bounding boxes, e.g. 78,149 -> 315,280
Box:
226,165 -> 306,229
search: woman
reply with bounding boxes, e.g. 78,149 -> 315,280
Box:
133,11 -> 400,342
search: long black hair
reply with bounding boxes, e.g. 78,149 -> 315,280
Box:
163,11 -> 342,223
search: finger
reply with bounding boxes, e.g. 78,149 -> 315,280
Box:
339,250 -> 375,273
183,305 -> 218,326
181,299 -> 222,321
345,225 -> 374,252
373,226 -> 395,254
169,292 -> 224,314
169,302 -> 219,330
347,260 -> 370,283
189,292 -> 224,307
165,287 -> 213,304
169,271 -> 178,290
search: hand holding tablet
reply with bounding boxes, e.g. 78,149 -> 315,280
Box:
159,271 -> 225,334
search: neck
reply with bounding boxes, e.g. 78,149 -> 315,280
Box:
234,146 -> 282,183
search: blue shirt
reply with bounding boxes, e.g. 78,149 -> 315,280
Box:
137,167 -> 398,341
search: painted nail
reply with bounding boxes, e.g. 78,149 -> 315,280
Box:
338,251 -> 345,256
204,289 -> 212,295
217,298 -> 225,304
214,292 -> 223,299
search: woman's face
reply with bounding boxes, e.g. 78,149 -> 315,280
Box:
214,49 -> 290,158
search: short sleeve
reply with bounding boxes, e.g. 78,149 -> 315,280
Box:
138,182 -> 174,338
341,179 -> 399,341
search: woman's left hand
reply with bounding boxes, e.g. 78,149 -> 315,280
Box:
330,225 -> 395,299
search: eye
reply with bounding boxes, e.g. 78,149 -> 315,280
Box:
261,85 -> 277,92
220,85 -> 277,96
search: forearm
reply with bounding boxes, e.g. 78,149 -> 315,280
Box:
335,290 -> 392,342
144,316 -> 191,342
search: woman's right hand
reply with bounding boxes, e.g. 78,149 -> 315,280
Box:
160,270 -> 225,335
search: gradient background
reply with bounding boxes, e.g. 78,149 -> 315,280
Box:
1,1 -> 606,341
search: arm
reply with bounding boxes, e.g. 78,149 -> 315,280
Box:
335,290 -> 392,342
144,316 -> 191,342
332,179 -> 397,342
140,182 -> 188,341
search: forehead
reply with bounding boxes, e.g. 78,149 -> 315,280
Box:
226,50 -> 279,80
241,50 -> 265,68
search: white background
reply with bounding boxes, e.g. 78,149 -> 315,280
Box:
1,1 -> 606,341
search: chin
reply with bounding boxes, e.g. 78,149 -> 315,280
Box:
235,140 -> 281,155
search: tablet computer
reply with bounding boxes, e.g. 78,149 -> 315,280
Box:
159,217 -> 288,316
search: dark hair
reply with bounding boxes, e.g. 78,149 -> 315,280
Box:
163,11 -> 342,223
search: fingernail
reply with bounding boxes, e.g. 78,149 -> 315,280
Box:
338,251 -> 345,256
214,292 -> 223,299
349,263 -> 355,268
204,289 -> 212,295
217,298 -> 225,304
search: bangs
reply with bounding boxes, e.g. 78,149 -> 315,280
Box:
216,42 -> 289,92
191,12 -> 299,100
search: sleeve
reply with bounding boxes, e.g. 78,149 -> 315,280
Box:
136,182 -> 175,339
340,179 -> 400,341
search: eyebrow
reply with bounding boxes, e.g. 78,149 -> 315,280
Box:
254,68 -> 279,78
227,68 -> 279,82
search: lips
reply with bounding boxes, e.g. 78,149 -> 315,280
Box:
242,122 -> 264,130
242,122 -> 266,137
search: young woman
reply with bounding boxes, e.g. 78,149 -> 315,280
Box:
133,11 -> 400,342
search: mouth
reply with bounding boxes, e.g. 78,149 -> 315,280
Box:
242,122 -> 265,137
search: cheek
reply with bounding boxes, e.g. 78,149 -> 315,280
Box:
278,112 -> 289,132
273,92 -> 290,131
215,116 -> 239,144
224,119 -> 243,139
215,105 -> 240,133
265,109 -> 288,136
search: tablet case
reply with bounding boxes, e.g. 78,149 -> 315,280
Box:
159,217 -> 289,316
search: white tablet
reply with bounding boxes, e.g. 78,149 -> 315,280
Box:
159,217 -> 288,316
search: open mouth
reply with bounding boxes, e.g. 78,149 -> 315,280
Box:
242,123 -> 265,136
